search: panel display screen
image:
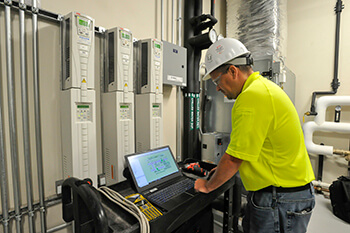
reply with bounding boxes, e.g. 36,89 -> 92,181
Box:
121,32 -> 131,40
79,19 -> 89,27
77,105 -> 90,109
154,42 -> 161,49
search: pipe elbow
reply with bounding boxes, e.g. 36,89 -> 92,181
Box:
315,96 -> 350,125
303,121 -> 334,156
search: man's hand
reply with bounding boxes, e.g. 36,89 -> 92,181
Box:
194,178 -> 210,193
194,153 -> 243,194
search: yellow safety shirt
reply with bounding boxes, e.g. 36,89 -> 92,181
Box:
226,72 -> 315,191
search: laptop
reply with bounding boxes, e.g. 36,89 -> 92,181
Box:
125,146 -> 195,211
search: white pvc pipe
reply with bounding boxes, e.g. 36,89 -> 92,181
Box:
303,121 -> 350,156
314,96 -> 350,125
303,96 -> 350,156
312,180 -> 330,189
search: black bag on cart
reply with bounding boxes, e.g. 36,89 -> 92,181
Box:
329,176 -> 350,223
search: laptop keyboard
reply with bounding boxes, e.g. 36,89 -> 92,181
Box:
148,179 -> 195,204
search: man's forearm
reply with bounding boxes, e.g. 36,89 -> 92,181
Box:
205,153 -> 242,192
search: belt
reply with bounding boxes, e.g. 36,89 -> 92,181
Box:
257,183 -> 311,193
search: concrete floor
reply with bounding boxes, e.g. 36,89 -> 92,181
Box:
308,194 -> 350,232
213,194 -> 350,232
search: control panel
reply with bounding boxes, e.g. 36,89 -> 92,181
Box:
62,12 -> 95,90
102,92 -> 135,184
134,38 -> 163,94
135,93 -> 163,152
106,27 -> 133,92
61,12 -> 98,187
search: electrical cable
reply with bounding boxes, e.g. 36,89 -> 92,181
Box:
97,186 -> 150,233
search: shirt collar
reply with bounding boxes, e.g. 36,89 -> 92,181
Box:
241,71 -> 260,92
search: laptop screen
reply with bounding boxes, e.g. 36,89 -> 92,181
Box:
125,146 -> 181,192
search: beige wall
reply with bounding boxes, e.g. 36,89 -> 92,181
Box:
1,0 -> 349,232
0,1 -> 225,232
287,0 -> 350,183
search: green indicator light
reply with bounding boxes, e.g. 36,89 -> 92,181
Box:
120,105 -> 129,109
153,105 -> 159,108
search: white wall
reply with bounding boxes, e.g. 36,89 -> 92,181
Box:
287,0 -> 350,183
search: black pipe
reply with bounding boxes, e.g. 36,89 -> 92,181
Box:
183,0 -> 217,160
308,0 -> 343,115
211,0 -> 215,17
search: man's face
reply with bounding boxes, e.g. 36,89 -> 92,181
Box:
210,66 -> 241,100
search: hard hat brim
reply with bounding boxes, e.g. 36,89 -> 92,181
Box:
201,55 -> 251,81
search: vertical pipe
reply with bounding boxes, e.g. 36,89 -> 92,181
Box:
5,0 -> 23,232
32,0 -> 47,232
161,0 -> 164,40
332,0 -> 342,91
0,22 -> 10,233
177,0 -> 182,46
210,0 -> 215,17
172,0 -> 175,43
175,0 -> 182,161
19,0 -> 36,232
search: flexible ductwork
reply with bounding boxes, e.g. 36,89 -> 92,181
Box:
226,0 -> 287,60
303,96 -> 350,156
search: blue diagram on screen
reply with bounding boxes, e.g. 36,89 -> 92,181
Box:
129,147 -> 178,188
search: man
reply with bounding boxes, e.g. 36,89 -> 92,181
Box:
195,38 -> 315,233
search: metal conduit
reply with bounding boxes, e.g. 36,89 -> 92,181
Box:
32,0 -> 47,231
172,0 -> 175,43
161,0 -> 164,40
19,0 -> 35,232
176,0 -> 182,161
5,0 -> 23,232
0,26 -> 10,233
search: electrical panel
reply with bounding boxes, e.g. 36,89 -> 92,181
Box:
135,93 -> 163,152
134,38 -> 163,94
201,133 -> 230,164
162,40 -> 187,87
102,92 -> 134,184
102,26 -> 135,185
105,27 -> 133,92
62,12 -> 95,90
61,12 -> 98,186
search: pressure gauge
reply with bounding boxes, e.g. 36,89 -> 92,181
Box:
209,29 -> 217,43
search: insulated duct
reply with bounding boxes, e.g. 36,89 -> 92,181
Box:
226,0 -> 287,61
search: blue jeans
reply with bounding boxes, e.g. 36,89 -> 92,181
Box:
243,184 -> 315,233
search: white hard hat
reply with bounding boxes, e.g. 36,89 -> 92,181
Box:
203,38 -> 251,81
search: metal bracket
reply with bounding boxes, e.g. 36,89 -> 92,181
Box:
57,14 -> 64,21
32,6 -> 39,14
4,0 -> 12,6
19,2 -> 26,10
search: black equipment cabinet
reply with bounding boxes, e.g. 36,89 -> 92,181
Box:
62,175 -> 240,233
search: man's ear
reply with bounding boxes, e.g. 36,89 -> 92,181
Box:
228,65 -> 237,78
